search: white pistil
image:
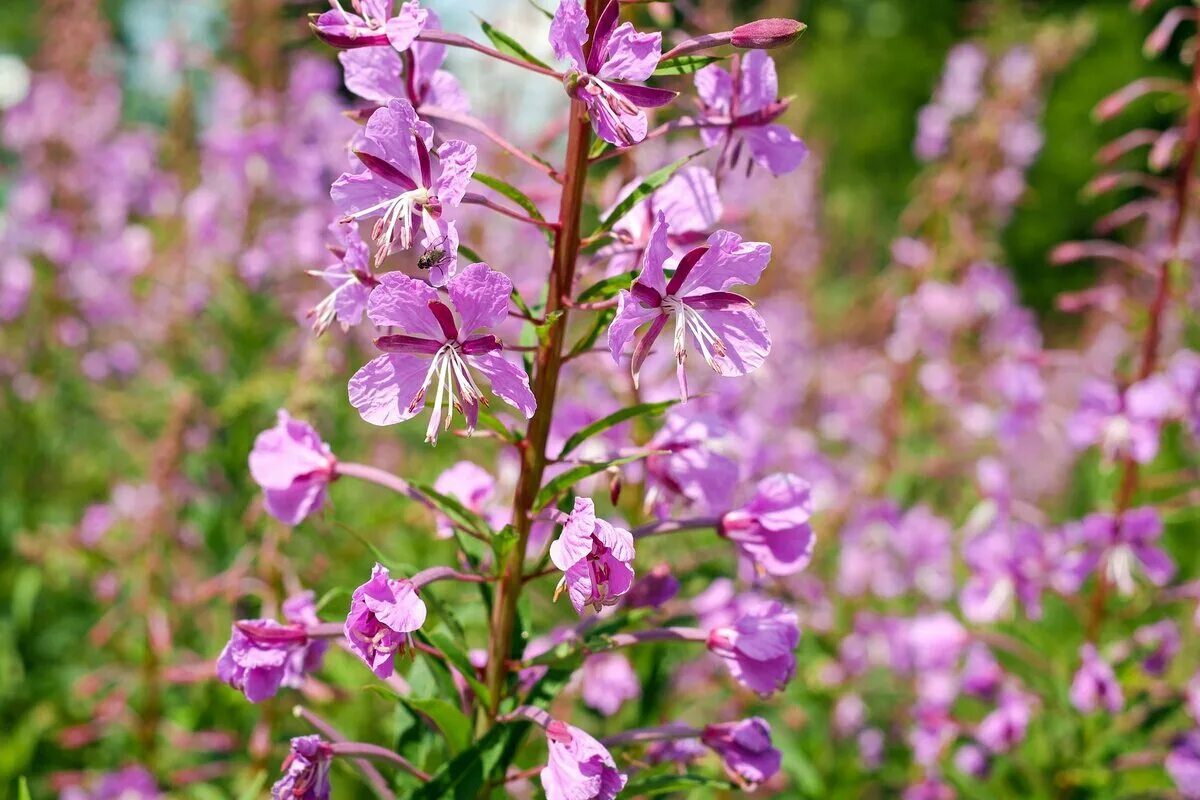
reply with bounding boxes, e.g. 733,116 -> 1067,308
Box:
1106,545 -> 1137,596
417,342 -> 486,444
663,296 -> 728,374
353,187 -> 430,258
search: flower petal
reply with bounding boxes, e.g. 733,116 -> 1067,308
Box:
367,270 -> 444,336
550,0 -> 588,70
331,171 -> 395,220
434,140 -> 477,206
468,352 -> 536,418
741,124 -> 809,177
607,291 -> 661,364
447,262 -> 511,334
339,47 -> 406,105
385,0 -> 429,53
597,23 -> 662,83
679,229 -> 771,294
704,306 -> 771,376
737,51 -> 779,115
695,63 -> 733,112
361,99 -> 434,184
348,353 -> 431,426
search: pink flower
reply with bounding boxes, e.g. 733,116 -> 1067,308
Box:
311,0 -> 427,52
431,460 -> 498,538
707,599 -> 799,696
331,99 -> 475,284
550,0 -> 675,146
307,222 -> 377,335
348,263 -> 536,443
549,497 -> 636,614
271,736 -> 332,800
540,720 -> 627,800
701,717 -> 781,788
1069,644 -> 1123,714
695,51 -> 808,176
344,563 -> 427,678
609,214 -> 772,399
248,410 -> 336,525
1066,377 -> 1173,464
720,473 -> 815,577
581,653 -> 640,716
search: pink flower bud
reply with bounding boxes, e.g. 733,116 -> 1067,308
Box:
730,18 -> 807,50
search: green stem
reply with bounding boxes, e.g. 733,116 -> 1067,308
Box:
482,0 -> 603,723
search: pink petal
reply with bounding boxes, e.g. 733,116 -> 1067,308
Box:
679,229 -> 771,294
361,99 -> 433,183
694,64 -> 733,112
367,271 -> 443,336
597,23 -> 662,83
339,47 -> 407,105
348,353 -> 430,426
467,352 -> 536,418
741,124 -> 809,177
385,1 -> 429,53
331,171 -> 395,220
607,291 -> 661,365
737,51 -> 779,115
447,262 -> 511,334
549,0 -> 588,70
434,140 -> 477,206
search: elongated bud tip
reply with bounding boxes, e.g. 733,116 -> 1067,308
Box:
730,18 -> 807,50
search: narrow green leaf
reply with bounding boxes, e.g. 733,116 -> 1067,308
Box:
533,454 -> 648,512
234,771 -> 267,800
576,271 -> 636,302
589,137 -> 613,160
525,0 -> 554,19
410,723 -> 522,800
590,151 -> 702,237
652,55 -> 724,76
558,400 -> 676,457
567,306 -> 615,358
18,778 -> 32,800
422,627 -> 492,708
410,482 -> 492,537
313,587 -> 349,615
398,697 -> 473,756
477,18 -> 552,69
510,285 -> 534,319
473,172 -> 554,247
491,524 -> 519,561
458,243 -> 484,264
535,309 -> 565,346
476,406 -> 522,444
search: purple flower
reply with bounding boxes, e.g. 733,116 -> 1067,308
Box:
283,591 -> 331,678
581,653 -> 640,716
1134,619 -> 1180,676
695,52 -> 808,176
608,214 -> 772,399
62,767 -> 161,800
272,736 -> 333,800
720,473 -> 815,577
312,0 -> 427,52
1066,377 -> 1171,464
308,223 -> 377,334
960,520 -> 1053,623
1062,507 -> 1174,596
701,718 -> 781,788
961,643 -> 1003,700
623,562 -> 680,609
217,620 -> 309,703
551,0 -> 675,146
1169,732 -> 1200,799
348,264 -> 536,443
976,688 -> 1034,754
338,8 -> 469,112
837,502 -> 954,601
1069,644 -> 1123,714
645,410 -> 739,515
549,497 -> 636,614
331,99 -> 475,284
954,744 -> 990,778
248,410 -> 336,526
1169,349 -> 1200,439
540,719 -> 627,800
344,563 -> 427,678
601,166 -> 723,276
432,460 -> 497,538
903,776 -> 956,800
707,599 -> 799,696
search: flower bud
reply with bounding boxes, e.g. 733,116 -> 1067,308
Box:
730,18 -> 807,50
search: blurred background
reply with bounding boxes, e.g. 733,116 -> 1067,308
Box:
0,0 -> 1187,797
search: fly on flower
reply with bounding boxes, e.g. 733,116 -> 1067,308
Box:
331,99 -> 475,286
608,212 -> 772,400
348,263 -> 536,443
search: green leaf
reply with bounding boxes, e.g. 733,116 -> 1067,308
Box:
509,285 -> 534,319
533,454 -> 649,512
524,0 -> 553,19
313,587 -> 349,615
422,627 -> 492,709
535,309 -> 565,346
18,778 -> 32,800
577,271 -> 636,303
558,400 -> 676,457
477,18 -> 552,69
567,306 -> 615,359
458,243 -> 484,263
491,524 -> 519,561
398,697 -> 473,756
233,771 -> 267,800
590,151 -> 702,237
652,55 -> 724,76
589,137 -> 614,160
473,172 -> 554,247
410,482 -> 493,537
623,773 -> 737,796
410,722 -> 525,800
476,406 -> 522,444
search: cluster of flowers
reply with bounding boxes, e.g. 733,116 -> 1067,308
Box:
211,1 -> 815,798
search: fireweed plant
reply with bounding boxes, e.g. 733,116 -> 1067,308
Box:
225,1 -> 811,797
